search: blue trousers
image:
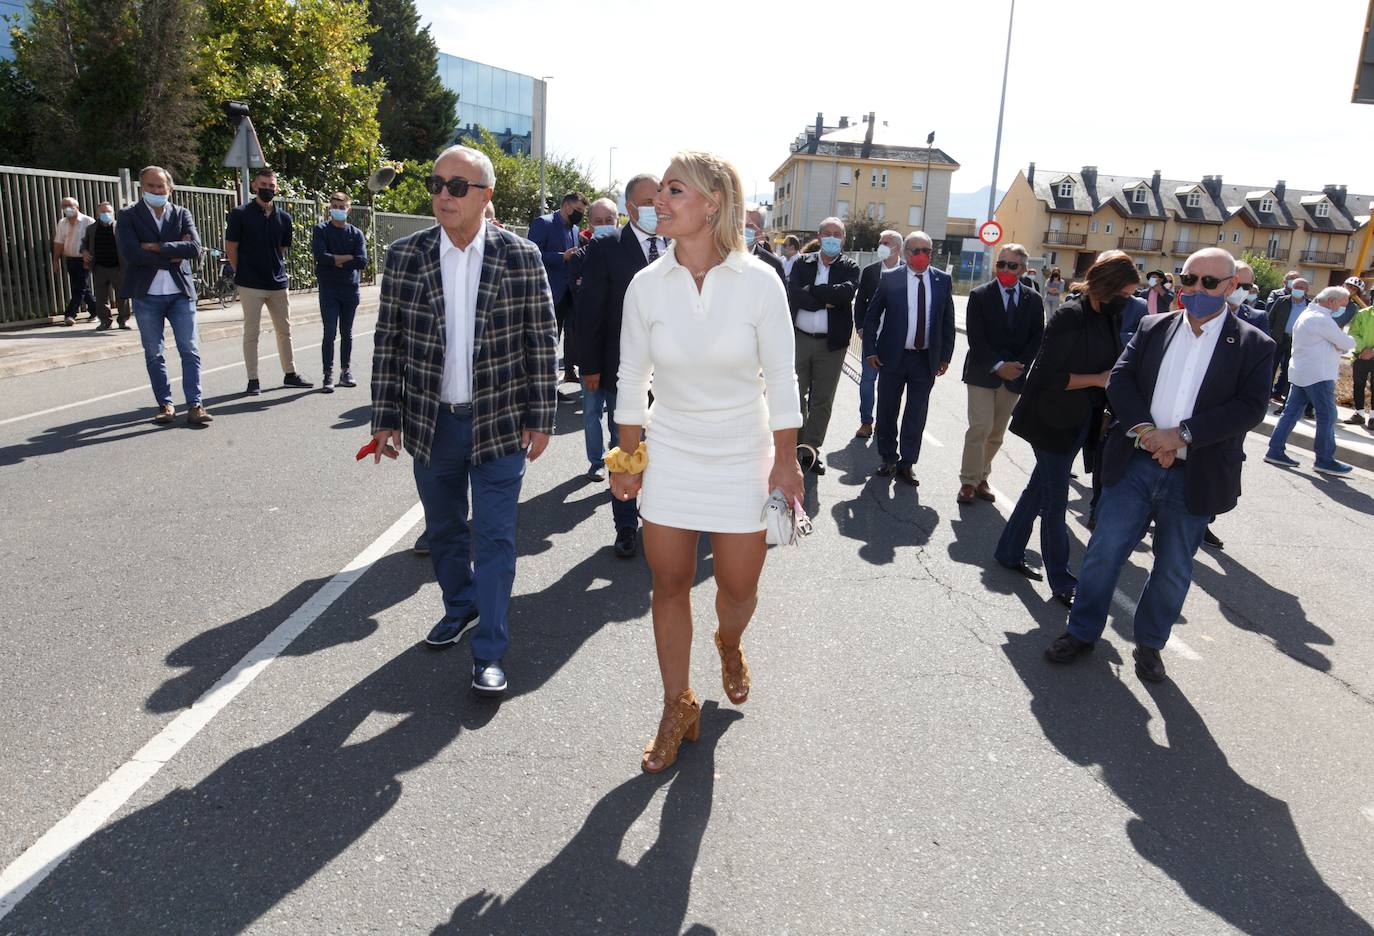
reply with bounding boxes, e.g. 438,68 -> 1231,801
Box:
1067,451 -> 1210,650
132,293 -> 201,406
994,433 -> 1084,596
582,382 -> 638,530
413,409 -> 526,663
858,356 -> 878,424
1267,380 -> 1338,468
319,287 -> 359,375
875,349 -> 934,466
64,257 -> 94,318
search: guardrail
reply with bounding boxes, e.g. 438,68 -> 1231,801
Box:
1119,236 -> 1163,251
1043,230 -> 1086,247
1300,249 -> 1345,265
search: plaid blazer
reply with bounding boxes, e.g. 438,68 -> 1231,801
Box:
370,223 -> 557,465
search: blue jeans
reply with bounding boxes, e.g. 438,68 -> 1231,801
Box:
132,293 -> 201,406
319,287 -> 359,375
1067,450 -> 1210,650
582,382 -> 638,531
64,257 -> 94,318
413,408 -> 527,663
858,356 -> 878,424
994,434 -> 1084,596
1267,380 -> 1338,467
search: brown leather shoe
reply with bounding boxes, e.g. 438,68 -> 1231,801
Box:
641,688 -> 701,774
855,422 -> 873,439
153,404 -> 175,424
187,404 -> 214,425
957,484 -> 976,504
975,481 -> 996,502
895,465 -> 919,487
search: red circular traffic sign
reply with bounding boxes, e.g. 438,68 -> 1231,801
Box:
978,220 -> 1003,246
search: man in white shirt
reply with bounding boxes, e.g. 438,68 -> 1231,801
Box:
52,196 -> 96,325
1264,285 -> 1357,476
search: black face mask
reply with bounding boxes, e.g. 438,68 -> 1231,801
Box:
256,188 -> 276,203
568,209 -> 584,226
1101,295 -> 1129,317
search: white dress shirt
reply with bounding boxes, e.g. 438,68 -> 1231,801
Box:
1148,313 -> 1226,459
903,267 -> 933,349
53,213 -> 94,258
795,257 -> 831,335
439,219 -> 486,404
782,253 -> 798,277
1288,305 -> 1356,387
147,206 -> 179,296
629,224 -> 663,265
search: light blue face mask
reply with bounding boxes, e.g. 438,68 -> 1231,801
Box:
1290,288 -> 1306,300
98,212 -> 114,224
634,206 -> 658,235
744,228 -> 756,248
594,224 -> 617,238
142,192 -> 167,209
329,208 -> 348,222
820,235 -> 842,257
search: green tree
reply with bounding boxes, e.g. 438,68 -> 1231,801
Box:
843,216 -> 884,251
0,59 -> 36,164
1242,251 -> 1284,300
12,0 -> 202,175
362,0 -> 456,161
194,0 -> 381,194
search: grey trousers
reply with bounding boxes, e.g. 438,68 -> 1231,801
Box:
91,265 -> 130,324
794,330 -> 847,450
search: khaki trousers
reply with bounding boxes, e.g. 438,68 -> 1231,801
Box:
960,383 -> 1019,486
239,286 -> 295,380
794,330 -> 847,450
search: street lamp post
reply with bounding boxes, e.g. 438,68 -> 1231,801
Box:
985,0 -> 1016,278
537,75 -> 552,219
608,146 -> 617,193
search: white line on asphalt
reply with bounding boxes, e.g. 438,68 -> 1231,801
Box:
0,328 -> 376,428
0,500 -> 424,921
1362,806 -> 1374,825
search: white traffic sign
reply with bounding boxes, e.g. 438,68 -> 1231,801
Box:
222,117 -> 265,169
978,220 -> 1003,246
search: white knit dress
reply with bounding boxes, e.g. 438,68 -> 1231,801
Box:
615,246 -> 803,533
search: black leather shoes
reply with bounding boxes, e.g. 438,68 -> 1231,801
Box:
472,660 -> 507,698
1044,631 -> 1094,664
246,378 -> 261,396
1053,590 -> 1075,609
1202,528 -> 1224,550
999,560 -> 1043,581
613,527 -> 637,559
876,461 -> 897,477
895,465 -> 919,487
1133,646 -> 1167,683
283,372 -> 314,388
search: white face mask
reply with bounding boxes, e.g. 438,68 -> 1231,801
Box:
1147,276 -> 1160,288
1227,286 -> 1249,306
876,244 -> 892,262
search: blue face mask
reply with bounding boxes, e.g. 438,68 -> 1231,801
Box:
98,212 -> 114,224
634,206 -> 658,235
820,235 -> 842,257
744,228 -> 756,248
329,208 -> 348,222
1181,291 -> 1228,318
594,224 -> 617,238
142,192 -> 167,209
1290,288 -> 1306,300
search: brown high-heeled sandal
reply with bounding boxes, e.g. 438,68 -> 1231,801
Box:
641,688 -> 701,774
715,631 -> 751,704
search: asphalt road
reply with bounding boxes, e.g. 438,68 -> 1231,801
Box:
1,307 -> 1372,935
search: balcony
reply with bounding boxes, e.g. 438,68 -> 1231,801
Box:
1119,236 -> 1163,252
1243,244 -> 1288,261
1043,230 -> 1086,247
1300,249 -> 1345,266
1170,240 -> 1201,256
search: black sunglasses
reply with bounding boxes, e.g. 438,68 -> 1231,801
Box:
995,260 -> 1022,271
424,175 -> 489,198
1177,272 -> 1231,290
908,246 -> 933,255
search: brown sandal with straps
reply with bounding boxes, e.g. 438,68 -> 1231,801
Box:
715,631 -> 751,705
641,688 -> 701,774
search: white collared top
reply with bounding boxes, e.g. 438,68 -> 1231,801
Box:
1289,305 -> 1357,388
438,219 -> 486,404
1149,313 -> 1226,458
795,257 -> 831,335
146,206 -> 179,296
904,267 -> 934,349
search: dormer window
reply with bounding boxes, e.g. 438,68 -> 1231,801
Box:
1315,202 -> 1330,218
1259,196 -> 1275,213
1185,192 -> 1201,208
1058,181 -> 1074,198
1131,188 -> 1147,205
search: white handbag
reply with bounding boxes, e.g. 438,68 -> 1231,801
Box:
762,488 -> 813,547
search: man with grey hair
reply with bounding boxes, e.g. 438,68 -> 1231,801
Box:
1265,285 -> 1355,476
52,195 -> 95,325
787,215 -> 860,473
81,199 -> 131,330
852,228 -> 905,439
1267,275 -> 1310,405
958,242 -> 1044,504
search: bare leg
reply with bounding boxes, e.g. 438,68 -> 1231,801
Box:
643,520 -> 699,701
709,530 -> 767,645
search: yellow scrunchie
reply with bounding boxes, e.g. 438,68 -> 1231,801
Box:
604,442 -> 648,474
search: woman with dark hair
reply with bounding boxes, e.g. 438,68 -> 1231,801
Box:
993,253 -> 1141,606
1044,267 -> 1066,315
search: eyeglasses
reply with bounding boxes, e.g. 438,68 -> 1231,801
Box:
1239,282 -> 1255,289
995,260 -> 1022,271
424,175 -> 489,198
908,246 -> 933,255
1177,272 -> 1231,290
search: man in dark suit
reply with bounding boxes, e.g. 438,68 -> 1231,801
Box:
853,229 -> 905,440
745,208 -> 786,286
116,166 -> 211,426
788,216 -> 860,474
863,231 -> 957,485
527,190 -> 586,383
1044,248 -> 1275,683
959,244 -> 1044,504
370,145 -> 558,699
1267,276 -> 1310,404
575,173 -> 664,558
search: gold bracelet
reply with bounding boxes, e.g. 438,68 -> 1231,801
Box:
604,442 -> 648,474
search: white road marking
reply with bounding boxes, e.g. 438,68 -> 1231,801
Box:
1362,806 -> 1374,825
0,328 -> 375,429
0,500 -> 424,920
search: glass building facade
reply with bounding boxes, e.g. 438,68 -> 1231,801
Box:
436,53 -> 540,156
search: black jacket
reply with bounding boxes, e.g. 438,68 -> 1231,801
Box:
752,242 -> 786,287
1009,297 -> 1123,454
1101,310 -> 1275,516
574,223 -> 655,392
787,253 -> 860,351
854,259 -> 901,333
962,280 -> 1044,393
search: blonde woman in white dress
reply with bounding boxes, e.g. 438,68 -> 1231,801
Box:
610,151 -> 804,774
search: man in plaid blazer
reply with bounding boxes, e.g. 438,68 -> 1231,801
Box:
370,145 -> 558,698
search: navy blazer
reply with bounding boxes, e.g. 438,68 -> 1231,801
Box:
752,242 -> 787,286
1101,310 -> 1275,516
115,202 -> 200,300
573,223 -> 656,392
863,266 -> 956,372
526,211 -> 578,300
788,253 -> 860,351
962,279 -> 1044,393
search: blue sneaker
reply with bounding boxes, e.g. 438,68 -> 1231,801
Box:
425,610 -> 479,647
1264,453 -> 1300,468
472,659 -> 507,698
1314,461 -> 1354,477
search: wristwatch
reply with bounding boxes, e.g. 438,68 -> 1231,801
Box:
1178,422 -> 1194,446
